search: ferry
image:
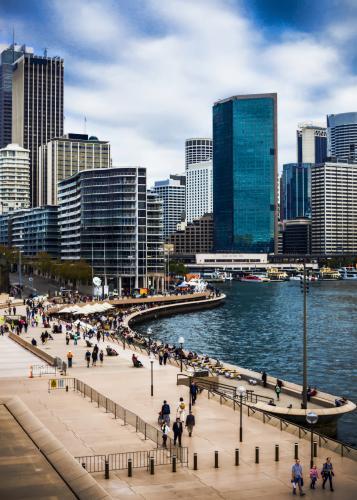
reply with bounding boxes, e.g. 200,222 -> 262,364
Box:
266,267 -> 288,282
338,267 -> 357,280
319,267 -> 341,280
289,274 -> 318,282
240,274 -> 270,283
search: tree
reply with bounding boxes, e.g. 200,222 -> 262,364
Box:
169,260 -> 188,277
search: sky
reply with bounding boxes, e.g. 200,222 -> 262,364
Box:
0,0 -> 356,185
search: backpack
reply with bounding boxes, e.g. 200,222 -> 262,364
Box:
162,403 -> 170,414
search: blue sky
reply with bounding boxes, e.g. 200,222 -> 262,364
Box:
1,0 -> 356,182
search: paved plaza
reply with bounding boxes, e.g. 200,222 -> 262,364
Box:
0,305 -> 356,499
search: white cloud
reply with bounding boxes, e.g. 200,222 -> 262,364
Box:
48,0 -> 357,184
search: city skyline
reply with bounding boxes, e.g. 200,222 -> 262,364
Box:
1,0 -> 356,184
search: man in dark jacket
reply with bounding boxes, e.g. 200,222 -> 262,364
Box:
185,411 -> 195,437
173,418 -> 183,446
161,400 -> 171,425
190,382 -> 198,405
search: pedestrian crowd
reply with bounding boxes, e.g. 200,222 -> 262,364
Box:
291,457 -> 335,496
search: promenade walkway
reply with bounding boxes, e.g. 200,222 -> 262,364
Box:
1,309 -> 355,499
0,333 -> 45,378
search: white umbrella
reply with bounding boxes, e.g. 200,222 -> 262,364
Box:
103,302 -> 114,310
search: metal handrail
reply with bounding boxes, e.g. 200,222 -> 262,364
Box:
177,374 -> 357,459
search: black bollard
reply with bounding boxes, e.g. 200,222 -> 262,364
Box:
172,455 -> 177,473
294,443 -> 299,460
214,450 -> 219,468
82,462 -> 86,469
105,460 -> 109,479
193,453 -> 198,470
255,446 -> 259,464
128,458 -> 132,477
235,448 -> 240,466
275,444 -> 279,462
66,385 -> 68,392
150,457 -> 155,475
313,441 -> 317,458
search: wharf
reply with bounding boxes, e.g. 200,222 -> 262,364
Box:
1,305 -> 356,499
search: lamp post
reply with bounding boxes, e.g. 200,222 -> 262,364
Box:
150,352 -> 154,397
300,259 -> 309,409
238,386 -> 246,442
178,336 -> 185,373
147,327 -> 153,348
306,411 -> 318,468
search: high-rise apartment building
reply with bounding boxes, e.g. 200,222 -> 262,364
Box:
311,162 -> 357,255
147,191 -> 165,289
186,160 -> 213,223
280,163 -> 311,221
153,175 -> 186,240
58,167 -> 164,292
38,133 -> 110,206
12,53 -> 64,206
297,123 -> 327,164
213,93 -> 278,253
0,44 -> 34,148
327,112 -> 357,163
0,143 -> 30,213
185,138 -> 212,169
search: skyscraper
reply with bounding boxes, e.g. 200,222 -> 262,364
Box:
185,138 -> 212,169
0,44 -> 33,148
38,133 -> 110,205
12,53 -> 64,206
153,175 -> 186,239
280,163 -> 311,221
297,123 -> 327,164
186,160 -> 213,223
0,143 -> 30,213
311,161 -> 357,255
327,112 -> 357,163
213,93 -> 277,253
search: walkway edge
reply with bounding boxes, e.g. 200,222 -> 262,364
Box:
1,395 -> 112,500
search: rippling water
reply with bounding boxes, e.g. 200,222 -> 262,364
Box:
137,280 -> 357,444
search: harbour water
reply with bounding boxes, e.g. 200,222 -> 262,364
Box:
137,280 -> 357,444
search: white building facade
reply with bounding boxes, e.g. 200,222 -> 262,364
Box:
186,160 -> 213,222
153,175 -> 186,239
0,143 -> 30,213
185,138 -> 212,169
311,162 -> 357,255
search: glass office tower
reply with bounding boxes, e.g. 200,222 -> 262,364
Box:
280,163 -> 311,220
213,93 -> 277,253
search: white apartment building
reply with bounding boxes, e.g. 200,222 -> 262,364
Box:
185,138 -> 212,169
38,133 -> 110,206
153,175 -> 186,239
186,160 -> 213,222
0,143 -> 30,213
311,162 -> 357,255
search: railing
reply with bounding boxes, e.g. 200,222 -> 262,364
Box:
177,374 -> 357,462
72,378 -> 178,449
76,447 -> 188,473
32,364 -> 57,377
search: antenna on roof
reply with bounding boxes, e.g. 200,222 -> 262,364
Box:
12,26 -> 15,62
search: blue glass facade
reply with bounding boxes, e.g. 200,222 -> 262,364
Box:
281,163 -> 311,220
213,94 -> 277,253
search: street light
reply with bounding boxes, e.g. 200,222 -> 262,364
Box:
306,411 -> 318,468
178,336 -> 185,373
149,352 -> 155,397
238,386 -> 246,442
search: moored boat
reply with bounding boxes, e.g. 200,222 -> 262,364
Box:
338,267 -> 357,280
240,274 -> 270,283
267,267 -> 288,282
319,267 -> 341,280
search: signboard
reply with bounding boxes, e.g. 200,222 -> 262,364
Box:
93,276 -> 101,286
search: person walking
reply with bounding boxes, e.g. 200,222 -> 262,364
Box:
309,464 -> 319,489
92,348 -> 98,366
158,348 -> 164,366
66,333 -> 70,345
67,351 -> 73,368
99,350 -> 104,366
161,400 -> 171,425
176,397 -> 186,423
275,383 -> 281,401
262,371 -> 267,388
163,348 -> 169,365
173,418 -> 183,447
190,382 -> 198,405
74,333 -> 78,346
85,350 -> 91,368
185,411 -> 195,437
161,421 -> 170,448
322,457 -> 334,491
291,459 -> 305,496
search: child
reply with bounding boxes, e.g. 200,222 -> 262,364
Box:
310,464 -> 319,489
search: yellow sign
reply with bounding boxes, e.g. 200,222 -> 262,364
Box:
50,379 -> 57,389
